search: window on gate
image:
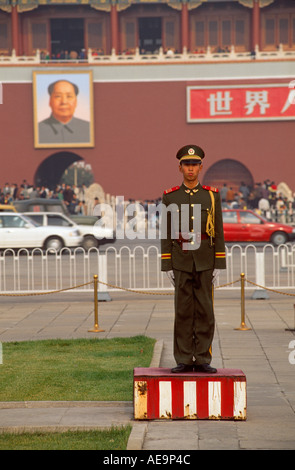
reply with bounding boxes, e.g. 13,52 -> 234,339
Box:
32,22 -> 47,51
87,22 -> 103,51
165,21 -> 175,48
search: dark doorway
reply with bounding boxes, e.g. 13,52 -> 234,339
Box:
202,159 -> 254,193
50,18 -> 84,56
34,152 -> 83,189
138,17 -> 162,53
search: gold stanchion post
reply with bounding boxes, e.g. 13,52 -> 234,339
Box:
235,273 -> 251,331
88,275 -> 105,333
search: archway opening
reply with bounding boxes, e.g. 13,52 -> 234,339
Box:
34,151 -> 83,189
202,158 -> 254,193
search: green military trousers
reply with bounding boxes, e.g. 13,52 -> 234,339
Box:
173,267 -> 215,366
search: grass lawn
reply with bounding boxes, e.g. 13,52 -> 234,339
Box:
0,335 -> 155,401
0,335 -> 155,449
0,426 -> 132,450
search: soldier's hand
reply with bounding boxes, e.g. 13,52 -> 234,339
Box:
166,270 -> 175,286
212,269 -> 221,286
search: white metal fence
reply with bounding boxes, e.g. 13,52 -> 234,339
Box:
0,244 -> 295,296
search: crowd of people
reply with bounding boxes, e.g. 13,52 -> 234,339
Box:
1,179 -> 294,223
0,181 -> 89,215
220,180 -> 295,221
40,49 -> 87,61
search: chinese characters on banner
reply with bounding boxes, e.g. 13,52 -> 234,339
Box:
187,84 -> 295,122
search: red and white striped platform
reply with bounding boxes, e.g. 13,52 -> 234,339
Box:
134,368 -> 246,420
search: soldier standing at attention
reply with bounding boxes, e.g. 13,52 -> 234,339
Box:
161,145 -> 226,373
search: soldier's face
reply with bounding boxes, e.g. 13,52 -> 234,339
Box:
49,81 -> 77,124
179,162 -> 203,184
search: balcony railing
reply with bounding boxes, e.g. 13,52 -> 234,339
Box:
1,44 -> 295,65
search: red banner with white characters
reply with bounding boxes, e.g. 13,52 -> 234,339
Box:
187,83 -> 295,122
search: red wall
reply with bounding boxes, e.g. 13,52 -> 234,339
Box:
1,79 -> 294,200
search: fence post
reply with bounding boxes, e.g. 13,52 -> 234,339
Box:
252,252 -> 269,299
97,253 -> 111,301
88,275 -> 105,333
235,273 -> 251,331
280,245 -> 288,272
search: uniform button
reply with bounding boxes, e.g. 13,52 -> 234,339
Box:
191,204 -> 194,207
191,216 -> 194,219
190,192 -> 193,196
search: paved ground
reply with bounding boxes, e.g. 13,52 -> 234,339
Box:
0,289 -> 295,450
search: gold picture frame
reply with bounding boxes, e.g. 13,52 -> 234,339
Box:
33,70 -> 94,148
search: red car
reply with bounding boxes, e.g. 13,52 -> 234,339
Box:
222,209 -> 295,245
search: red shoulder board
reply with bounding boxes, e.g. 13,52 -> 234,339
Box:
164,185 -> 180,195
203,185 -> 219,193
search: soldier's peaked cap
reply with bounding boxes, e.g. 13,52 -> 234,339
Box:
176,145 -> 205,164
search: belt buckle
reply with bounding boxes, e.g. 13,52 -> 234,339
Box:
182,232 -> 201,250
189,232 -> 201,247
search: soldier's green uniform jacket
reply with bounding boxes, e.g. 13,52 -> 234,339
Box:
161,183 -> 226,272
